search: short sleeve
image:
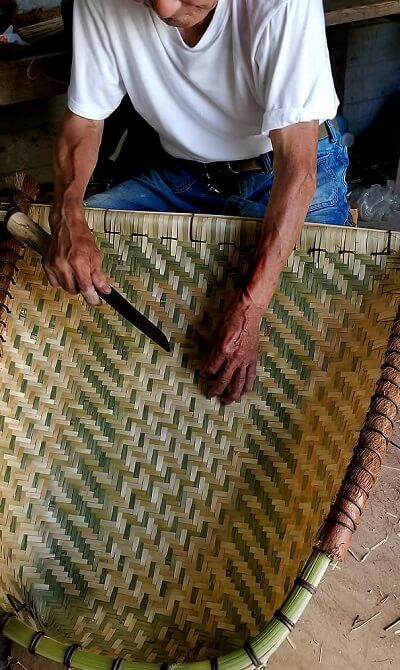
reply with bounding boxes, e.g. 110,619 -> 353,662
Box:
257,0 -> 339,135
67,0 -> 126,120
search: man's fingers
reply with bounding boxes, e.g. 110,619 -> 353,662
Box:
43,262 -> 60,288
207,362 -> 236,398
210,361 -> 256,402
70,257 -> 103,305
221,368 -> 247,405
202,288 -> 261,402
82,267 -> 110,305
44,254 -> 106,306
81,287 -> 102,306
46,261 -> 79,295
58,263 -> 79,295
244,361 -> 257,393
205,351 -> 226,376
92,269 -> 111,296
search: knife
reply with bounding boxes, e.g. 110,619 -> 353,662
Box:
5,209 -> 170,353
99,287 -> 170,352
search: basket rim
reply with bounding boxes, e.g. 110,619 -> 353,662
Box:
0,550 -> 330,670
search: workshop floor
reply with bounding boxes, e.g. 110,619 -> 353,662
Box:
8,439 -> 400,670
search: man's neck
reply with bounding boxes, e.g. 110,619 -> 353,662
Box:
179,5 -> 217,47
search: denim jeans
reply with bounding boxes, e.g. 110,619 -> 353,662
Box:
86,121 -> 351,225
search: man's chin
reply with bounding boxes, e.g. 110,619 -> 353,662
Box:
162,18 -> 180,25
162,17 -> 193,28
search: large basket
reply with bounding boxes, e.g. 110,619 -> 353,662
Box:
0,207 -> 399,669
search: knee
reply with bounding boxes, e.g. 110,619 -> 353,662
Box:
84,179 -> 138,210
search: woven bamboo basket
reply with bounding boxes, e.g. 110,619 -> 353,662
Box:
0,206 -> 399,669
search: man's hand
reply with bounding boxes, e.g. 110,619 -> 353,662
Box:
204,289 -> 264,404
46,111 -> 107,304
43,207 -> 110,306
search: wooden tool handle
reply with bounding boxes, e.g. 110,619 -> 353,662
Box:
6,210 -> 50,257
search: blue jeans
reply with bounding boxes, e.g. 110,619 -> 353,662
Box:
86,121 -> 351,225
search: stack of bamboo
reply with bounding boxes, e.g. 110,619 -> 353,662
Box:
17,16 -> 63,43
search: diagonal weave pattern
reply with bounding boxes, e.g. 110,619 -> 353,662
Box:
0,211 -> 399,663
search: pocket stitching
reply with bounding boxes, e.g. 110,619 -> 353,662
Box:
172,178 -> 198,194
308,155 -> 338,213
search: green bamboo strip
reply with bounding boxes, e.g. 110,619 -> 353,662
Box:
1,616 -> 159,670
0,552 -> 329,670
249,550 -> 330,664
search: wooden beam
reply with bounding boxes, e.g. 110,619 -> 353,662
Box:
325,0 -> 400,25
0,51 -> 69,106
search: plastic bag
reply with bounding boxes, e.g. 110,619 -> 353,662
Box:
0,25 -> 28,45
356,181 -> 400,222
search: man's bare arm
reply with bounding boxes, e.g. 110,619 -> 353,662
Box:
206,121 -> 318,403
245,121 -> 318,306
43,111 -> 110,305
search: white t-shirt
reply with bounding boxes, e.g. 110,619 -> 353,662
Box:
68,0 -> 339,162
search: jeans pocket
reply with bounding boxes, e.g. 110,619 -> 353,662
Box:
161,166 -> 198,194
307,142 -> 349,225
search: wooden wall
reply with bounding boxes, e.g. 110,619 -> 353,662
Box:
0,95 -> 66,185
342,18 -> 400,135
16,1 -> 59,13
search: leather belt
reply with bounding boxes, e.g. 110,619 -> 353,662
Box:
201,118 -> 338,175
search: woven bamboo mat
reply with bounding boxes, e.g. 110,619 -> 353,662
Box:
0,210 -> 399,662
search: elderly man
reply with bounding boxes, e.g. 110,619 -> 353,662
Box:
45,0 -> 349,404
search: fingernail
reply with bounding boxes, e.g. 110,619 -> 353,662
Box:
82,288 -> 101,306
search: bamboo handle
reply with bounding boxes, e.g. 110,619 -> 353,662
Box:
6,211 -> 50,257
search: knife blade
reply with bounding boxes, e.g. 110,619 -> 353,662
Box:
99,287 -> 170,353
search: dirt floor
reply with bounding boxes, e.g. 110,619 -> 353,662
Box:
268,441 -> 400,670
7,441 -> 400,670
